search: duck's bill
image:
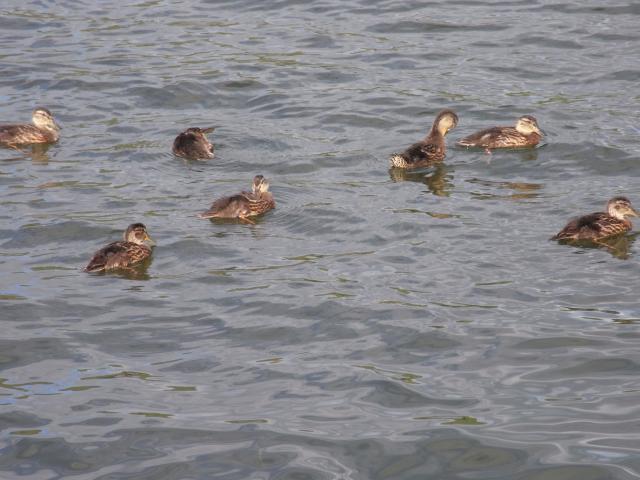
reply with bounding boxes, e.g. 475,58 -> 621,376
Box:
202,127 -> 215,133
144,234 -> 156,246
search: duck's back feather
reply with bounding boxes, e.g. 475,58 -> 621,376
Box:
85,241 -> 151,272
172,132 -> 214,159
199,193 -> 252,218
0,124 -> 57,145
552,212 -> 630,241
458,127 -> 539,149
199,191 -> 275,219
390,138 -> 445,169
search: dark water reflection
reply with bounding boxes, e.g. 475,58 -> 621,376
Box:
2,426 -> 620,480
1,0 -> 640,479
389,164 -> 454,197
556,233 -> 638,260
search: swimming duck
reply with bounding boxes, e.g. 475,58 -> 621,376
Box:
457,115 -> 542,151
390,109 -> 458,169
198,175 -> 275,221
552,196 -> 638,242
172,127 -> 214,159
0,107 -> 61,146
85,223 -> 154,272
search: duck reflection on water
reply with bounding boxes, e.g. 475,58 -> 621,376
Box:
389,163 -> 454,197
1,143 -> 52,164
559,232 -> 637,260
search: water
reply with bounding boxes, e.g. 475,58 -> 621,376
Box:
1,0 -> 640,478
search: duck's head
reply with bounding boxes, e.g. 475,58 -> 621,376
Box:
434,109 -> 459,135
606,196 -> 638,220
252,175 -> 270,194
515,115 -> 542,136
124,223 -> 155,246
32,107 -> 61,131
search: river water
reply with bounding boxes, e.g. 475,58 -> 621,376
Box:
1,1 -> 640,479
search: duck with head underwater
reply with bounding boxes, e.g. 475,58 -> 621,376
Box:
390,109 -> 458,169
198,175 -> 275,222
172,127 -> 215,159
552,196 -> 638,242
457,115 -> 542,152
85,223 -> 155,272
0,107 -> 61,147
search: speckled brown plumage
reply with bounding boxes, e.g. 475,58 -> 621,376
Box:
199,175 -> 275,220
457,115 -> 542,150
85,223 -> 154,272
0,108 -> 60,146
552,197 -> 638,241
390,109 -> 458,169
172,127 -> 214,159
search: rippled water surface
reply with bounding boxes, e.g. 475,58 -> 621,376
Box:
1,1 -> 640,479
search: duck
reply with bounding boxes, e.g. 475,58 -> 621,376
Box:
85,223 -> 155,272
552,196 -> 638,242
389,109 -> 458,169
172,127 -> 214,159
0,107 -> 61,146
198,175 -> 275,222
457,115 -> 542,152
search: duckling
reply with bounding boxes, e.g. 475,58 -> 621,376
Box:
85,223 -> 154,272
457,115 -> 542,151
198,175 -> 275,221
552,196 -> 638,241
172,127 -> 214,159
390,109 -> 458,169
0,107 -> 61,146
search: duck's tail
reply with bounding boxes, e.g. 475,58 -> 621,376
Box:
389,153 -> 408,168
197,210 -> 217,219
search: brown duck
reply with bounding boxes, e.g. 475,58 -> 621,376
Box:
85,223 -> 154,272
552,196 -> 638,242
198,175 -> 275,222
390,109 -> 458,169
457,115 -> 542,151
172,127 -> 214,159
0,107 -> 61,146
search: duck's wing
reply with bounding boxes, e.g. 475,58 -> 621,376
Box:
0,124 -> 48,145
390,140 -> 444,168
551,212 -> 626,240
457,127 -> 521,148
172,132 -> 194,157
0,125 -> 18,141
85,241 -> 150,272
580,214 -> 629,238
173,132 -> 214,159
198,193 -> 251,218
191,137 -> 214,159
